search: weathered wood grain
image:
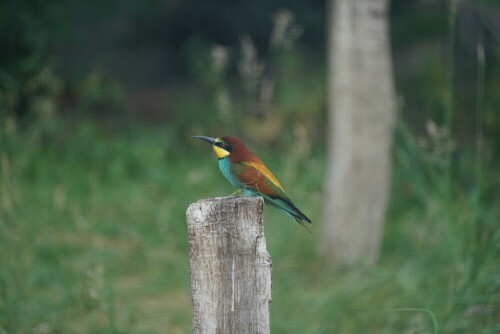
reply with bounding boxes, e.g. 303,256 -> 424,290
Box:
186,196 -> 272,334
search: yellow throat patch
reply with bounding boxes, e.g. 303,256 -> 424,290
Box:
213,145 -> 230,159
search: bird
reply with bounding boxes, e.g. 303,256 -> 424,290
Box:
193,135 -> 311,231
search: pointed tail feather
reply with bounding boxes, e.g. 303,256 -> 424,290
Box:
272,195 -> 311,223
292,215 -> 312,233
263,195 -> 312,231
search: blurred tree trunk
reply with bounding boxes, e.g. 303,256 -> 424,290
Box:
320,0 -> 396,267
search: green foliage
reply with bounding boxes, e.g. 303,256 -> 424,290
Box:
0,0 -> 64,75
0,117 -> 498,333
0,0 -> 65,119
76,69 -> 126,116
171,9 -> 326,147
391,3 -> 447,48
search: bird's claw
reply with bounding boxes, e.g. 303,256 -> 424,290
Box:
230,189 -> 243,196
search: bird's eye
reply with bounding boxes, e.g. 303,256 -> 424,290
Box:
220,142 -> 225,147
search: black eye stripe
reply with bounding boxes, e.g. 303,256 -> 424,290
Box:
216,142 -> 232,152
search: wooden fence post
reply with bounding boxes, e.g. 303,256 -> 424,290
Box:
186,196 -> 272,334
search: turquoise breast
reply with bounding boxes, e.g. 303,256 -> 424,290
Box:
218,157 -> 242,189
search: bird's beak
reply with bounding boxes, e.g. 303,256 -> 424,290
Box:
192,136 -> 216,145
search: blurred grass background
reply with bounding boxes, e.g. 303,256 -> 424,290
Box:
1,0 -> 500,333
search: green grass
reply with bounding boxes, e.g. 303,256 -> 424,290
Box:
0,118 -> 498,333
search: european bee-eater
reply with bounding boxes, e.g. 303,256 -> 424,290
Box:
193,135 -> 312,230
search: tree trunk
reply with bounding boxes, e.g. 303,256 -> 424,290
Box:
320,0 -> 396,267
186,196 -> 272,334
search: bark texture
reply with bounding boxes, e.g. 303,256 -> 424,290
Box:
186,196 -> 271,334
321,0 -> 396,266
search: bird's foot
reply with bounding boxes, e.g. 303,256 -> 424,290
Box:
229,189 -> 243,196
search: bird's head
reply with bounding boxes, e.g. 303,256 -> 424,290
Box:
193,136 -> 233,159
